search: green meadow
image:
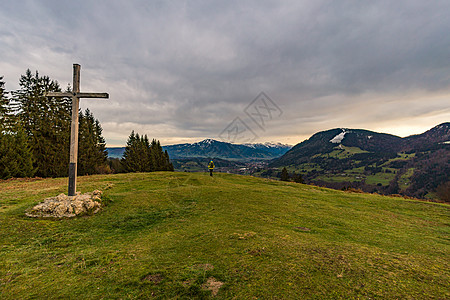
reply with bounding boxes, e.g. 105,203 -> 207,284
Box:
1,172 -> 449,299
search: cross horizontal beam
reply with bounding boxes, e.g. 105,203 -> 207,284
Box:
46,92 -> 109,99
46,92 -> 72,97
78,92 -> 109,98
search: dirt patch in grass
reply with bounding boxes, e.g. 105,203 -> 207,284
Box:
202,277 -> 223,297
142,273 -> 164,284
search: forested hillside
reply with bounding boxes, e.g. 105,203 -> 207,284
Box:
269,124 -> 450,200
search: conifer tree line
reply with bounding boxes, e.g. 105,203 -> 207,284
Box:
1,70 -> 174,179
0,70 -> 109,179
120,131 -> 174,172
279,167 -> 303,183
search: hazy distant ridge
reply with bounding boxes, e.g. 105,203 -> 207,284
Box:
107,139 -> 292,160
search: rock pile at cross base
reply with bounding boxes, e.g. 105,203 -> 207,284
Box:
26,190 -> 103,218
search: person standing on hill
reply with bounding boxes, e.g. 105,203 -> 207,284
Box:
208,160 -> 215,177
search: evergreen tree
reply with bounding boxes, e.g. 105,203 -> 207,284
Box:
11,70 -> 71,177
280,167 -> 289,181
108,157 -> 125,173
149,139 -> 173,171
0,77 -> 35,179
436,181 -> 450,203
0,76 -> 11,132
0,126 -> 35,179
121,131 -> 140,172
291,171 -> 304,183
78,109 -> 109,175
121,131 -> 174,172
385,175 -> 400,195
164,150 -> 174,171
149,138 -> 158,171
93,118 -> 109,173
140,134 -> 152,171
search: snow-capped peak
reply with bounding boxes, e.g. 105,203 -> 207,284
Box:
263,142 -> 288,147
244,143 -> 257,148
190,139 -> 218,149
201,139 -> 215,144
195,139 -> 216,145
243,142 -> 291,149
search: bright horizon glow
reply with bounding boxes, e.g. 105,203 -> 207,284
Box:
105,120 -> 448,147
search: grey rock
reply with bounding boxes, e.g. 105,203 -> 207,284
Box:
26,190 -> 103,218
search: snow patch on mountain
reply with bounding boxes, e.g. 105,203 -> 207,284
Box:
196,139 -> 215,145
193,139 -> 217,148
264,142 -> 290,147
330,129 -> 347,144
243,142 -> 291,148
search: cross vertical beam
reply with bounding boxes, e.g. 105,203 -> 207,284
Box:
68,64 -> 81,196
46,64 -> 109,196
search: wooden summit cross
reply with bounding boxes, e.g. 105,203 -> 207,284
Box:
46,64 -> 109,196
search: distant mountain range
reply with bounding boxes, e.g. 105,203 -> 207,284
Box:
107,139 -> 292,161
106,124 -> 449,200
268,123 -> 449,199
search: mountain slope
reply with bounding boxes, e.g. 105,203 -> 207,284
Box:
269,123 -> 450,199
107,139 -> 291,161
164,139 -> 272,160
164,139 -> 291,160
106,147 -> 125,159
271,128 -> 402,166
243,142 -> 292,157
403,122 -> 450,151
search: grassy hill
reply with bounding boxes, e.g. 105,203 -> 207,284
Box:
0,172 -> 449,299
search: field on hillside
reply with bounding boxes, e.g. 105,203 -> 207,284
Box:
270,144 -> 439,199
1,172 -> 449,299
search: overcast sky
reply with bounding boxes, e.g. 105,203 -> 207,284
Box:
1,0 -> 449,146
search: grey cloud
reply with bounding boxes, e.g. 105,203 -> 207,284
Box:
1,0 -> 449,145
